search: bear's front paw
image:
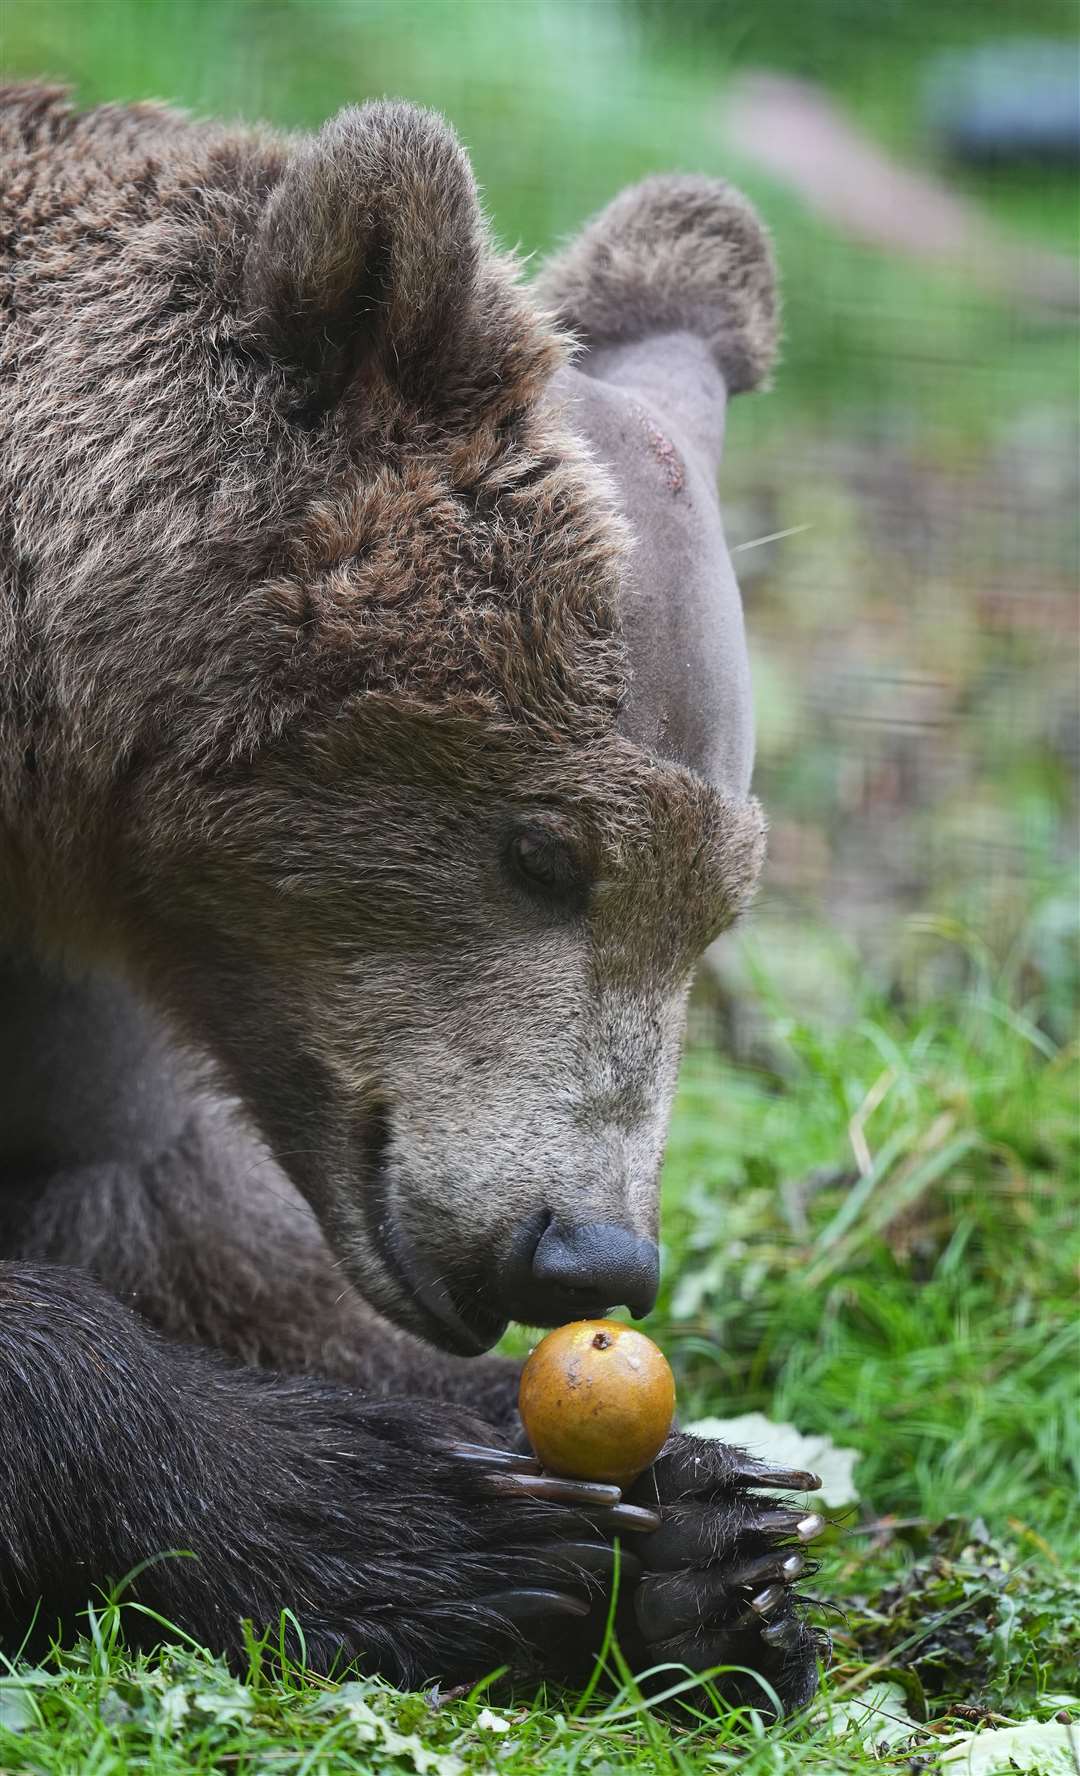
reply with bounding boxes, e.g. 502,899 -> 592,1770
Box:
623,1432 -> 829,1716
443,1440 -> 658,1640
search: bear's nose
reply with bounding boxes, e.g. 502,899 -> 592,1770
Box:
501,1216 -> 660,1326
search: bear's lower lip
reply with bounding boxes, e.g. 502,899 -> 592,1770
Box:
357,1118 -> 506,1355
378,1209 -> 507,1356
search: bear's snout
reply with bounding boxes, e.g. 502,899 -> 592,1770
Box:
500,1213 -> 660,1327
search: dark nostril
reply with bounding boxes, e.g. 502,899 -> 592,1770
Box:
529,1219 -> 660,1320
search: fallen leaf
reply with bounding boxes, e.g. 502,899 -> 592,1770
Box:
823,1679 -> 923,1750
0,1679 -> 39,1733
940,1719 -> 1080,1773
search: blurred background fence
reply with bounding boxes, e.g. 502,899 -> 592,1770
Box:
5,0 -> 1078,1042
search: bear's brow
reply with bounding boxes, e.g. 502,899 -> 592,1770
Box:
592,789 -> 763,935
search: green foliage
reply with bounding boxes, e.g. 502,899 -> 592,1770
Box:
843,1521 -> 1080,1710
659,925 -> 1079,1547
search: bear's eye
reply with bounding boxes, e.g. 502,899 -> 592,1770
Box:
506,823 -> 587,905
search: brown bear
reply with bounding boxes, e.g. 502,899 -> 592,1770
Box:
0,86 -> 826,1711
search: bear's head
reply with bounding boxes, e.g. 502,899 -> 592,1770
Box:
55,101 -> 775,1352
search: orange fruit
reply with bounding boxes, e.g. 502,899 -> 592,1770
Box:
518,1319 -> 676,1488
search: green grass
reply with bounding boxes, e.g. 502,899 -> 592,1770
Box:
2,912 -> 1076,1774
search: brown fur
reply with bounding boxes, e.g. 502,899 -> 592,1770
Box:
0,88 -> 622,921
0,86 -> 766,1349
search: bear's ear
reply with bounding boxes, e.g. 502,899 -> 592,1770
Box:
534,175 -> 778,396
243,102 -> 484,421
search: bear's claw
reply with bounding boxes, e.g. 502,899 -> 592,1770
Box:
732,1458 -> 824,1492
750,1582 -> 786,1618
547,1540 -> 644,1584
479,1471 -> 622,1507
450,1441 -> 664,1529
587,1501 -> 663,1533
753,1506 -> 827,1543
487,1588 -> 591,1621
727,1549 -> 806,1592
761,1615 -> 805,1649
446,1442 -> 542,1472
